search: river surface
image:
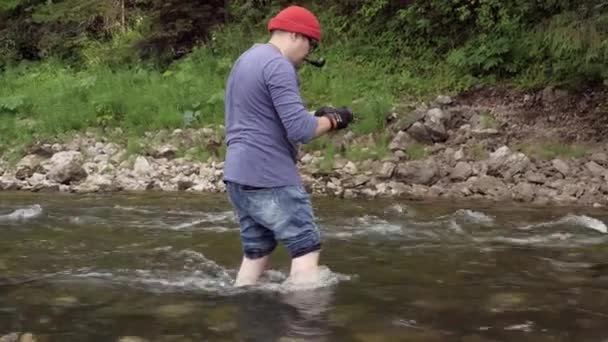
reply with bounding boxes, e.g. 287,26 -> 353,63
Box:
1,191 -> 608,342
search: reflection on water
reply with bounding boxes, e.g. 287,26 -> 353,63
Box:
1,191 -> 608,341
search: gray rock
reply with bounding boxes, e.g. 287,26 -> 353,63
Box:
388,181 -> 411,196
450,161 -> 473,182
424,120 -> 448,143
487,146 -> 530,180
471,128 -> 500,139
343,189 -> 356,199
388,131 -> 414,151
27,143 -> 54,158
450,182 -> 472,197
406,122 -> 433,144
300,153 -> 314,164
152,144 -> 177,160
425,108 -> 449,142
103,142 -> 120,156
134,156 -> 152,177
590,152 -> 608,166
26,172 -> 46,186
525,171 -> 547,185
49,151 -> 82,166
542,86 -> 569,103
15,154 -> 45,180
342,161 -> 358,175
118,337 -> 149,342
77,174 -> 114,193
552,159 -> 570,176
586,161 -> 607,178
395,160 -> 439,185
346,174 -> 370,188
426,108 -> 445,123
393,110 -> 426,132
378,162 -> 396,179
47,151 -> 87,184
410,184 -> 430,198
360,188 -> 377,198
454,148 -> 465,161
512,182 -> 536,202
0,176 -> 21,191
470,175 -> 507,196
18,333 -> 36,342
471,161 -> 488,176
0,332 -> 19,342
435,95 -> 453,105
562,182 -> 584,198
394,150 -> 407,159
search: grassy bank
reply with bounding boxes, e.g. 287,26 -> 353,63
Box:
1,1 -> 607,163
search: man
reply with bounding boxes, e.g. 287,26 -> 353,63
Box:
222,5 -> 354,287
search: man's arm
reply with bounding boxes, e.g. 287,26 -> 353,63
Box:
314,116 -> 334,138
264,58 -> 332,144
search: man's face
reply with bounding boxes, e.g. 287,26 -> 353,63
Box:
291,33 -> 317,67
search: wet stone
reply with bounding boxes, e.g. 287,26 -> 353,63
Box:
117,337 -> 149,342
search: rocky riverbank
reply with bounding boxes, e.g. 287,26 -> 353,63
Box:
1,87 -> 607,207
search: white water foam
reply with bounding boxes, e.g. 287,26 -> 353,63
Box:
171,212 -> 236,231
113,205 -> 155,214
453,209 -> 495,226
0,204 -> 43,221
324,214 -> 404,239
518,214 -> 608,234
67,250 -> 352,295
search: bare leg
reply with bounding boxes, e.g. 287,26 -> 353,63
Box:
287,250 -> 321,285
234,255 -> 270,287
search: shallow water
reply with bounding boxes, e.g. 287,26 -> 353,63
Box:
1,191 -> 608,341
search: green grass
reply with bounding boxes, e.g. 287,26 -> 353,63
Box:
480,113 -> 499,129
472,143 -> 489,161
519,142 -> 588,160
1,3 -> 606,164
405,143 -> 428,160
344,132 -> 390,161
318,144 -> 336,172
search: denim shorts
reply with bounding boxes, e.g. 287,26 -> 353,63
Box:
225,181 -> 322,259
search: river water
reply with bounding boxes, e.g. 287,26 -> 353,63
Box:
1,191 -> 608,341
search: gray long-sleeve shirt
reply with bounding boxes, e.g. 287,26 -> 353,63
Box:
223,43 -> 318,187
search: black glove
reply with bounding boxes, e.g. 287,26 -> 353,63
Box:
314,106 -> 354,130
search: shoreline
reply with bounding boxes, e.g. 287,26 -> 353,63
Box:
1,88 -> 607,208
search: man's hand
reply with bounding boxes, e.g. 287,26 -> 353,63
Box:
314,106 -> 354,130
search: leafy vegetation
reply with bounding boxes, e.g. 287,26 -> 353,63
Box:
0,0 -> 606,156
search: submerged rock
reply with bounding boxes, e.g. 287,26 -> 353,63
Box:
118,337 -> 149,342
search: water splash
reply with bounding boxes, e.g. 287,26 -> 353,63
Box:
0,204 -> 43,222
65,250 -> 351,296
452,209 -> 495,226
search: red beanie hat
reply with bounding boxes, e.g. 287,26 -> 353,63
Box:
267,5 -> 321,42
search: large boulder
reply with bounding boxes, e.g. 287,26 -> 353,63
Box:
47,151 -> 87,184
